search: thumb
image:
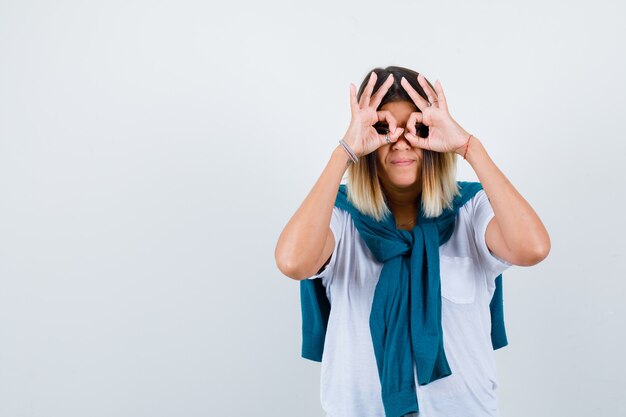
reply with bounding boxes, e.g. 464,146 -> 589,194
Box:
375,127 -> 404,150
404,131 -> 429,150
390,127 -> 404,141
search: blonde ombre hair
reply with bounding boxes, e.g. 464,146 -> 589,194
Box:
345,66 -> 461,221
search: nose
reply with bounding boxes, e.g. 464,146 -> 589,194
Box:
391,134 -> 411,150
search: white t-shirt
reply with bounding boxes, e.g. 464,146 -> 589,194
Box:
306,189 -> 513,417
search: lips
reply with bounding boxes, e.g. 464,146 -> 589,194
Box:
391,159 -> 415,165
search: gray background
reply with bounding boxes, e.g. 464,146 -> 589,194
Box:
1,0 -> 625,416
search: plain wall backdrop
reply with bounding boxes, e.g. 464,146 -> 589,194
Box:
1,0 -> 625,416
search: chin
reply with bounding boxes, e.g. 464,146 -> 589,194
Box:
395,182 -> 419,189
388,175 -> 420,188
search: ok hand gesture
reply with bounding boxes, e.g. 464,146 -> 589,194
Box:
342,72 -> 406,158
400,74 -> 471,155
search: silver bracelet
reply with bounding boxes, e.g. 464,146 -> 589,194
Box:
338,139 -> 359,164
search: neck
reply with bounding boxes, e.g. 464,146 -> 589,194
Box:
384,182 -> 422,225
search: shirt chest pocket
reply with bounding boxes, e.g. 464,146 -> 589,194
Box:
439,255 -> 477,304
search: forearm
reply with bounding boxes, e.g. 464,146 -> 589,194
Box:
460,136 -> 551,260
274,145 -> 351,278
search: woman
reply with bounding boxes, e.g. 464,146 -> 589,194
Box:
275,66 -> 550,417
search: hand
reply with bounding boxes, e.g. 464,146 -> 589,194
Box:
400,74 -> 471,155
342,72 -> 405,158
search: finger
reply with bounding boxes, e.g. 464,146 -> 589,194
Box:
376,110 -> 398,134
359,72 -> 377,108
400,76 -> 429,111
434,80 -> 448,111
418,73 -> 439,107
349,83 -> 359,115
376,127 -> 404,148
405,112 -> 423,135
370,74 -> 394,109
389,127 -> 404,141
404,130 -> 430,150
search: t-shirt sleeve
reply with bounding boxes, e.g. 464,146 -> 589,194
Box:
471,189 -> 513,280
305,206 -> 345,280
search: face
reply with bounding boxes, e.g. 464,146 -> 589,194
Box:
375,101 -> 423,190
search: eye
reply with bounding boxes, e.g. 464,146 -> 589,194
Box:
415,123 -> 429,137
373,123 -> 389,135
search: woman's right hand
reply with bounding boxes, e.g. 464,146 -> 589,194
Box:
342,72 -> 405,158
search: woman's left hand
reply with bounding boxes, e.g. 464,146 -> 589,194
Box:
400,74 -> 471,155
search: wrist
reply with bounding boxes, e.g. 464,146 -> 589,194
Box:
338,137 -> 360,163
458,135 -> 482,163
333,144 -> 353,169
